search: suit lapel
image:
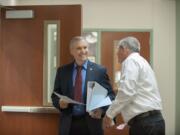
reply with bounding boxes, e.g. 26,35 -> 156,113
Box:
84,61 -> 94,101
67,63 -> 74,99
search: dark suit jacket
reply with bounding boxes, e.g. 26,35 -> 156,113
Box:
51,60 -> 114,135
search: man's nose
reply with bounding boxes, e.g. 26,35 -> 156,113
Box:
82,48 -> 87,52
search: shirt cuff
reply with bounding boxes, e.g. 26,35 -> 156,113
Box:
106,108 -> 116,119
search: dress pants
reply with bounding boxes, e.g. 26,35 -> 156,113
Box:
69,114 -> 89,135
129,111 -> 165,135
69,114 -> 103,135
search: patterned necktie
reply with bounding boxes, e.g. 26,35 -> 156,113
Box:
74,66 -> 82,102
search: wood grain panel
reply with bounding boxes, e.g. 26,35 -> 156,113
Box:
0,8 -> 3,132
1,113 -> 59,135
0,5 -> 81,135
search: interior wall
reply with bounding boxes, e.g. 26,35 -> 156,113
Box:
2,0 -> 176,134
0,7 -> 2,133
176,1 -> 180,135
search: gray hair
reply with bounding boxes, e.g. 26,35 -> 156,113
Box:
69,36 -> 88,49
118,36 -> 141,52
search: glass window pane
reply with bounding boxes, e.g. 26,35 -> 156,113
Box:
43,21 -> 60,106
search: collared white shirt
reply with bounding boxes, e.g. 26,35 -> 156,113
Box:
106,53 -> 162,123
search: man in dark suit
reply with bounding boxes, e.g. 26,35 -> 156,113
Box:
51,36 -> 114,135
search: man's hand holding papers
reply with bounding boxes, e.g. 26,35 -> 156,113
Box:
59,99 -> 69,109
89,108 -> 103,119
86,81 -> 112,112
53,92 -> 85,109
54,81 -> 112,113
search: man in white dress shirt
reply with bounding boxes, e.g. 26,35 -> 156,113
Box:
103,36 -> 165,135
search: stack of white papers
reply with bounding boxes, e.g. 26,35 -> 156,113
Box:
86,81 -> 112,112
53,81 -> 112,112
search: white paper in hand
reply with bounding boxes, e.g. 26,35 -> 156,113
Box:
53,92 -> 85,105
86,81 -> 112,112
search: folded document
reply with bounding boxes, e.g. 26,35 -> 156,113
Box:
53,92 -> 85,105
86,81 -> 112,112
53,81 -> 112,112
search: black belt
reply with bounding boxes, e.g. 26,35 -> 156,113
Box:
128,110 -> 161,126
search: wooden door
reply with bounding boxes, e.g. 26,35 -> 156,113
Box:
0,5 -> 81,135
101,31 -> 151,135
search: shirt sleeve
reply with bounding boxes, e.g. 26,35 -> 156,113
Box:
106,59 -> 140,119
